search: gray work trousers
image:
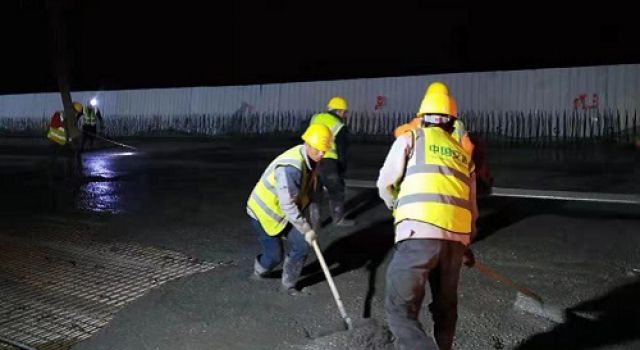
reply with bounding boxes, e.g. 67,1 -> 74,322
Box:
385,239 -> 465,350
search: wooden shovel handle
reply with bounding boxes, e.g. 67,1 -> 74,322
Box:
474,260 -> 543,302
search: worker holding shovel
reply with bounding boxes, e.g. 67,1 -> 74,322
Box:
247,124 -> 332,296
377,82 -> 478,350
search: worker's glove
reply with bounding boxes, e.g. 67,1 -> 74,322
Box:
304,230 -> 317,245
462,248 -> 475,268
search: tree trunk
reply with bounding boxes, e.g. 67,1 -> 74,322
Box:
45,0 -> 79,147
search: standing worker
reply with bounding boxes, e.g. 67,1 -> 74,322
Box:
77,98 -> 104,152
394,82 -> 493,195
394,82 -> 474,156
377,83 -> 478,350
247,124 -> 332,295
309,96 -> 355,227
46,101 -> 84,209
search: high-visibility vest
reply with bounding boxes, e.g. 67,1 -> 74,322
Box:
82,107 -> 98,126
395,117 -> 474,155
47,111 -> 67,145
309,112 -> 344,159
247,145 -> 312,236
394,127 -> 474,233
47,127 -> 66,145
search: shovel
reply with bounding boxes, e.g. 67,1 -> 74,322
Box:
311,239 -> 354,330
474,260 -> 565,323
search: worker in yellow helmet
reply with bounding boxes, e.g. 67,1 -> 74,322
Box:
308,96 -> 355,227
377,82 -> 477,350
247,124 -> 332,296
394,82 -> 493,194
394,82 -> 475,155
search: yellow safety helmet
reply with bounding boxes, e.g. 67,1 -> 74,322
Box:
327,96 -> 348,111
417,82 -> 457,118
425,81 -> 449,96
301,124 -> 333,152
72,101 -> 83,113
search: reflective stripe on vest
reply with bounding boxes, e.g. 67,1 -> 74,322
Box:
394,127 -> 473,233
47,127 -> 66,145
247,145 -> 310,236
83,107 -> 97,126
310,112 -> 344,159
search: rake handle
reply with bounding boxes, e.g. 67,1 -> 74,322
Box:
474,260 -> 542,302
312,239 -> 354,330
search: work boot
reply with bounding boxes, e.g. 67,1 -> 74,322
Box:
250,255 -> 270,281
281,256 -> 306,295
331,201 -> 356,227
281,286 -> 311,296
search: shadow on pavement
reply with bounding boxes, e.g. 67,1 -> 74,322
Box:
475,196 -> 640,243
299,218 -> 395,318
345,189 -> 382,220
474,197 -> 556,243
517,277 -> 640,349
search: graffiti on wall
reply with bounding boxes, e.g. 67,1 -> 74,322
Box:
374,96 -> 387,110
573,93 -> 599,110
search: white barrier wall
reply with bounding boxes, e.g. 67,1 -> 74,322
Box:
1,64 -> 638,119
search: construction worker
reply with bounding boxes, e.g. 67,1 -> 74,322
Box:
394,82 -> 493,195
377,83 -> 478,350
77,98 -> 104,152
394,82 -> 474,156
46,102 -> 84,202
308,96 -> 355,227
47,101 -> 83,146
247,124 -> 332,295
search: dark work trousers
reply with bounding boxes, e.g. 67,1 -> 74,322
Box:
316,158 -> 345,206
80,125 -> 97,151
385,239 -> 465,350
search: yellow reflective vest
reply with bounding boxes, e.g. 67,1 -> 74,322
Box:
309,112 -> 344,159
82,107 -> 98,126
47,127 -> 66,145
46,111 -> 67,145
247,145 -> 311,236
394,127 -> 474,233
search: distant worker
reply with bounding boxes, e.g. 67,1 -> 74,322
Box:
377,82 -> 478,350
247,124 -> 332,295
46,101 -> 84,181
309,96 -> 355,227
77,98 -> 104,152
47,101 -> 83,146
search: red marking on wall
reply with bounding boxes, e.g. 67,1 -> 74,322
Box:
573,93 -> 599,110
374,96 -> 387,110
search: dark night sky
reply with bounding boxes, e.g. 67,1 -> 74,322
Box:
1,1 -> 639,94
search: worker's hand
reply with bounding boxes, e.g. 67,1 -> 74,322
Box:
304,230 -> 317,245
462,248 -> 475,268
